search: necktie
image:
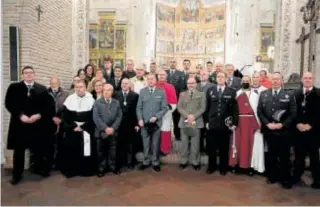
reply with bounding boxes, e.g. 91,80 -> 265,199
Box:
305,88 -> 310,96
218,88 -> 222,98
27,85 -> 32,96
115,78 -> 119,86
254,89 -> 258,94
123,92 -> 128,102
190,91 -> 194,99
273,90 -> 278,99
150,88 -> 153,94
171,70 -> 174,76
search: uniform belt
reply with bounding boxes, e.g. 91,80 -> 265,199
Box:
239,114 -> 254,117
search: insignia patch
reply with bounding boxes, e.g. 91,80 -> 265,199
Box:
223,95 -> 231,99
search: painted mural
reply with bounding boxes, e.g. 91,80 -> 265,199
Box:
156,0 -> 226,69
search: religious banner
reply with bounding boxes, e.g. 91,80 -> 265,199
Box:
156,0 -> 226,69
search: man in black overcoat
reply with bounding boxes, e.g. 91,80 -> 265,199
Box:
5,66 -> 55,185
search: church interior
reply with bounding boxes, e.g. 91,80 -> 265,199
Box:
1,0 -> 320,205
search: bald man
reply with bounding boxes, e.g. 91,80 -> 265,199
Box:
258,72 -> 297,189
292,72 -> 320,189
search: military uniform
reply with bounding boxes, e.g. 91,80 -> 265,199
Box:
205,85 -> 239,174
257,88 -> 296,188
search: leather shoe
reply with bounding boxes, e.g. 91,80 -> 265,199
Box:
206,168 -> 215,174
179,164 -> 188,169
153,165 -> 161,172
311,182 -> 320,189
267,179 -> 277,184
248,170 -> 254,177
220,171 -> 227,176
112,169 -> 121,175
10,177 -> 21,185
281,182 -> 292,189
97,172 -> 105,177
139,164 -> 150,171
192,165 -> 201,171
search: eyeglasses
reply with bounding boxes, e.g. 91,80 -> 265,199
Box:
23,71 -> 34,75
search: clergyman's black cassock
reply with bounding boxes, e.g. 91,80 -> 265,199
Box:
5,81 -> 55,178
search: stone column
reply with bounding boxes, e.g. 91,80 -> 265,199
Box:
274,0 -> 301,80
72,0 -> 89,73
0,0 -> 3,164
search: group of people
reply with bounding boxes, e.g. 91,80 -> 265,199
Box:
5,57 -> 320,191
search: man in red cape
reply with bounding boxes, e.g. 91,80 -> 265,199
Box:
229,76 -> 260,176
156,69 -> 177,154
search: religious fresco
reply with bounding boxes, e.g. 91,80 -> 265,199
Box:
115,29 -> 126,51
181,0 -> 200,23
89,11 -> 127,68
99,19 -> 114,49
156,0 -> 226,69
260,26 -> 275,62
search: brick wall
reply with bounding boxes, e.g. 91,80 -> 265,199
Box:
2,0 -> 74,167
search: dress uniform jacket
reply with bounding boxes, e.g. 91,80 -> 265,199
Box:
205,86 -> 239,130
258,89 -> 296,134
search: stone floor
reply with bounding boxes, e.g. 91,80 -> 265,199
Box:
2,164 -> 320,206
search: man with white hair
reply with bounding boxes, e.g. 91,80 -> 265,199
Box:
130,63 -> 147,94
93,83 -> 123,176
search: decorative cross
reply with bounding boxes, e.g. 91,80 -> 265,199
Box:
300,0 -> 320,72
35,5 -> 43,22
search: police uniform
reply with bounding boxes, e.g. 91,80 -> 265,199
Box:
257,88 -> 296,188
205,85 -> 239,174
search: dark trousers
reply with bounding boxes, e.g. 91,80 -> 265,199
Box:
293,131 -> 320,183
207,129 -> 230,172
200,128 -> 207,153
97,136 -> 116,172
172,110 -> 181,139
116,129 -> 138,168
264,131 -> 291,182
13,144 -> 52,178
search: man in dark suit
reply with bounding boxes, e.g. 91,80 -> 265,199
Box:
292,72 -> 320,189
208,62 -> 224,84
136,74 -> 168,172
258,72 -> 297,189
101,56 -> 114,83
114,78 -> 140,170
93,84 -> 123,177
123,58 -> 136,79
5,66 -> 55,185
205,71 -> 239,175
225,64 -> 242,91
166,59 -> 185,140
196,70 -> 215,153
110,65 -> 124,91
